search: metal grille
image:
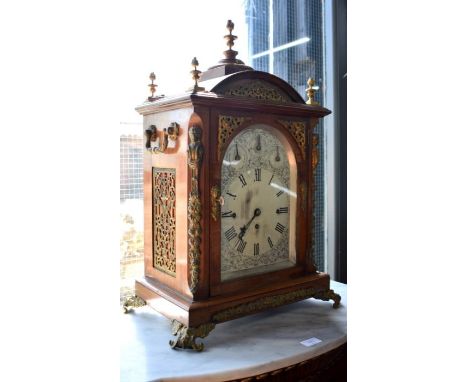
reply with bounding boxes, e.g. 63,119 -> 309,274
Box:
245,0 -> 326,271
120,135 -> 144,200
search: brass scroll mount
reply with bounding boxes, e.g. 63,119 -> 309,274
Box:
210,185 -> 223,221
122,295 -> 146,313
145,122 -> 180,153
169,319 -> 215,352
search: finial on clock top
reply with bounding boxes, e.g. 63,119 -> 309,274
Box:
147,72 -> 164,102
148,72 -> 157,101
306,77 -> 319,105
221,20 -> 243,64
200,19 -> 253,81
189,57 -> 205,94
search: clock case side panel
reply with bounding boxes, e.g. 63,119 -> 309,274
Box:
141,107 -> 193,298
208,108 -> 311,297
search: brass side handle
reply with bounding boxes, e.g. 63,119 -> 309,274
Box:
145,123 -> 180,153
145,125 -> 157,150
167,122 -> 179,141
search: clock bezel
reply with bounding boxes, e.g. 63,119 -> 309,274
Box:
219,123 -> 298,281
209,109 -> 310,297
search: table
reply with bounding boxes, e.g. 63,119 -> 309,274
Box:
121,281 -> 347,382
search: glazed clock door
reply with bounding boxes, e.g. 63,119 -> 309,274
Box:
219,124 -> 298,282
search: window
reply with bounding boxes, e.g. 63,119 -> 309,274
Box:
245,0 -> 328,272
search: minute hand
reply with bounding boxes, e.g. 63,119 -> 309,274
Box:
238,208 -> 261,239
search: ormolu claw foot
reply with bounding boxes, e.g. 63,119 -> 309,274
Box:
313,289 -> 341,309
169,320 -> 216,352
122,295 -> 146,313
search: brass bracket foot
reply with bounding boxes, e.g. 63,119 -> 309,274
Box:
122,295 -> 146,313
169,320 -> 216,352
313,289 -> 341,308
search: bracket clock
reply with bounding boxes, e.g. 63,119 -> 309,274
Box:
124,20 -> 341,351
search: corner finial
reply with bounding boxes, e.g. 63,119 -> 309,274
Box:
306,77 -> 319,105
148,72 -> 157,101
189,57 -> 205,94
147,72 -> 164,101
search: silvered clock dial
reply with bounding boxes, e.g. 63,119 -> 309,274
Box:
220,124 -> 297,281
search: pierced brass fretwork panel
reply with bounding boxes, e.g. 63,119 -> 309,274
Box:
221,80 -> 289,102
278,120 -> 306,159
152,168 -> 176,276
218,115 -> 251,159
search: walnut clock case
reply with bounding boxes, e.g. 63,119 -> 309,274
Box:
124,21 -> 341,352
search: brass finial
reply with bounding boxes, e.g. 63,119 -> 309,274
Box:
147,72 -> 164,101
221,19 -> 243,63
189,57 -> 205,93
225,20 -> 237,51
148,72 -> 157,100
306,77 -> 319,105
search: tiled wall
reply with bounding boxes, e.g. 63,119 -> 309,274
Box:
120,135 -> 144,201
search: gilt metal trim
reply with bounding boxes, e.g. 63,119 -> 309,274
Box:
312,289 -> 341,309
308,133 -> 320,269
169,320 -> 215,352
222,80 -> 289,102
210,185 -> 221,221
122,295 -> 146,313
299,181 -> 307,212
278,120 -> 306,159
152,168 -> 176,276
218,115 -> 251,160
311,133 -> 319,170
212,288 -> 340,323
187,126 -> 203,294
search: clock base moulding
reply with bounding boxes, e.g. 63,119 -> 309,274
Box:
125,272 -> 340,351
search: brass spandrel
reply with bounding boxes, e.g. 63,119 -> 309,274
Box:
218,115 -> 251,160
278,120 -> 306,159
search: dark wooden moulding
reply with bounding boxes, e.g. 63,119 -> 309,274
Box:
131,70 -> 339,351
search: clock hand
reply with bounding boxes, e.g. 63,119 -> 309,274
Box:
235,143 -> 240,161
238,208 -> 261,240
275,146 -> 280,161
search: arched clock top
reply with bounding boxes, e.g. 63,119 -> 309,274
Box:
205,71 -> 305,104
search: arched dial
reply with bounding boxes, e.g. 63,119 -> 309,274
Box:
220,125 -> 297,281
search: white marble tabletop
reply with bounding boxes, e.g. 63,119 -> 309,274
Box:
120,281 -> 347,382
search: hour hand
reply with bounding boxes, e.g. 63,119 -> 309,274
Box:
238,208 -> 261,239
238,226 -> 246,240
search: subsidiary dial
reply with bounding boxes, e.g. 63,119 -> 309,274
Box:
223,142 -> 247,170
268,144 -> 286,169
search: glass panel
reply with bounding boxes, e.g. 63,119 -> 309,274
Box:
220,125 -> 297,281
